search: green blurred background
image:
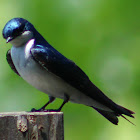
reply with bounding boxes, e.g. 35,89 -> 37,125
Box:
0,0 -> 139,139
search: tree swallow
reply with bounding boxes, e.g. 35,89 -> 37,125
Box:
3,18 -> 135,125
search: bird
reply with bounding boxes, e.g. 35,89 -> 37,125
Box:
2,18 -> 135,125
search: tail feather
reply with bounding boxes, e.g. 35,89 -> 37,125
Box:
92,106 -> 135,125
93,107 -> 119,125
120,114 -> 135,126
118,105 -> 135,118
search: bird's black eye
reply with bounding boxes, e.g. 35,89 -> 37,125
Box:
13,28 -> 20,36
12,25 -> 24,37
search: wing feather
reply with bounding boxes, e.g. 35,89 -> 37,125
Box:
6,49 -> 20,76
30,45 -> 135,119
31,45 -> 90,92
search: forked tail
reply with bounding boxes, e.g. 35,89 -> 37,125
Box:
92,105 -> 135,125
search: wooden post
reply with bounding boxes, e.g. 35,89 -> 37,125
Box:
0,112 -> 64,140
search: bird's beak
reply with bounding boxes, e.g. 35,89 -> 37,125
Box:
6,37 -> 13,43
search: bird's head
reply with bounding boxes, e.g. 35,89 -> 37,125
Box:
2,18 -> 35,47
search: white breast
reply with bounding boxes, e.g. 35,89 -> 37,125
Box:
11,39 -> 112,111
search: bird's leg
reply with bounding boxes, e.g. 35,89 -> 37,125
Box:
31,96 -> 55,112
45,94 -> 69,112
31,94 -> 69,112
56,94 -> 69,111
40,96 -> 56,110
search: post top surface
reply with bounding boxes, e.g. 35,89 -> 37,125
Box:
0,111 -> 63,116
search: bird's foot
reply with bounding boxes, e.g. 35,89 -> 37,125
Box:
31,108 -> 43,112
44,109 -> 61,112
31,108 -> 61,112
